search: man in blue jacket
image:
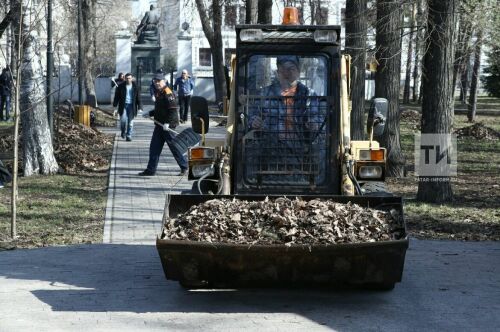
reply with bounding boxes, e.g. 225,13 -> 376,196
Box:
113,73 -> 142,141
173,69 -> 194,123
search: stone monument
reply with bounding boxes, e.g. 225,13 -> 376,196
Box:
135,4 -> 160,45
131,4 -> 161,103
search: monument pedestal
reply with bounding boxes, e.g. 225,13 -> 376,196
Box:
131,44 -> 161,104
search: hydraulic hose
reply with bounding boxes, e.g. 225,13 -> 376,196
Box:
197,164 -> 215,194
347,159 -> 363,196
216,158 -> 225,195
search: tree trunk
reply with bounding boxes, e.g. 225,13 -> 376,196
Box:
375,0 -> 404,177
246,0 -> 258,24
309,0 -> 317,25
459,62 -> 470,104
346,0 -> 367,140
0,3 -> 18,39
453,7 -> 473,103
258,0 -> 273,24
82,0 -> 97,106
403,1 -> 416,104
19,0 -> 59,176
467,29 -> 483,122
412,0 -> 423,102
9,0 -> 21,238
195,0 -> 226,103
417,0 -> 456,203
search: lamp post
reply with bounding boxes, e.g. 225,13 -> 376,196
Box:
47,0 -> 53,134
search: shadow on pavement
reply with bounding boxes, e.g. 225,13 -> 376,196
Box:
0,240 -> 499,330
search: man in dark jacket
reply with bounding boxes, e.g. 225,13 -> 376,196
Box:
0,67 -> 13,121
138,73 -> 187,176
113,73 -> 142,141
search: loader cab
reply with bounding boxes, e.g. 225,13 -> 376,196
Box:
232,25 -> 342,195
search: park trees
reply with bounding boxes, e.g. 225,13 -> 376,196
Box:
375,0 -> 404,177
416,0 -> 457,203
345,0 -> 368,140
195,0 -> 227,103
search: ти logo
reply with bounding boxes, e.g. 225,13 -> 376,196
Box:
415,134 -> 457,177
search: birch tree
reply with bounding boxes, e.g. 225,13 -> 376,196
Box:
18,0 -> 59,176
403,1 -> 416,104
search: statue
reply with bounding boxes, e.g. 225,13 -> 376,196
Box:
135,5 -> 160,45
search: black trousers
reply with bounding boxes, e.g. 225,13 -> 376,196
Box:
178,95 -> 191,122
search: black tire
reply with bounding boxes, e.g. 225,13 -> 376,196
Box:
363,282 -> 395,291
179,279 -> 210,289
361,182 -> 393,197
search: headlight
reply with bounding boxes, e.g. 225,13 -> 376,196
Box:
189,147 -> 215,160
192,164 -> 215,178
358,166 -> 383,179
240,29 -> 263,42
313,30 -> 337,43
359,149 -> 385,161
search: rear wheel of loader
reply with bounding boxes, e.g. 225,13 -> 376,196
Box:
361,182 -> 392,196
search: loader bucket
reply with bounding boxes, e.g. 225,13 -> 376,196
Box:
156,195 -> 408,289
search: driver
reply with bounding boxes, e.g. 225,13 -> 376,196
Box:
246,55 -> 326,184
250,55 -> 322,138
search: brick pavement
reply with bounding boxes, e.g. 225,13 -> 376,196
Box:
101,117 -> 224,244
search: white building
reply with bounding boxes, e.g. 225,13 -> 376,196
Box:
126,0 -> 345,101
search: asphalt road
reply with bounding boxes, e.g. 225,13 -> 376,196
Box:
1,240 -> 499,331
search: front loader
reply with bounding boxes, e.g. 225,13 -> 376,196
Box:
157,15 -> 408,289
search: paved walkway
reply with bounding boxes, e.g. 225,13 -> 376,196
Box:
0,118 -> 499,331
100,117 -> 205,244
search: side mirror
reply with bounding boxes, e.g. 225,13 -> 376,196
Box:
190,96 -> 209,134
367,98 -> 388,141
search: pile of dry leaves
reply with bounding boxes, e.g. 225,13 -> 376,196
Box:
400,109 -> 421,123
0,107 -> 114,174
454,123 -> 500,140
53,113 -> 113,173
163,197 -> 405,245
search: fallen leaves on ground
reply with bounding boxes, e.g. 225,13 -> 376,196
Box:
0,106 -> 114,174
454,123 -> 500,140
54,113 -> 113,173
163,197 -> 405,245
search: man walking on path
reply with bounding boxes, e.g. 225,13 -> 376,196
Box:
113,73 -> 142,141
173,69 -> 194,123
0,67 -> 13,121
139,73 -> 188,176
